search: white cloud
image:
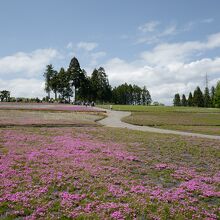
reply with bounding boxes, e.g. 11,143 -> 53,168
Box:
0,78 -> 45,98
202,18 -> 214,23
138,21 -> 160,33
136,19 -> 215,45
77,41 -> 98,51
140,32 -> 220,66
137,22 -> 178,44
0,48 -> 59,77
105,57 -> 220,105
1,31 -> 220,104
90,51 -> 106,66
104,32 -> 220,105
66,42 -> 73,49
160,25 -> 177,36
0,48 -> 60,98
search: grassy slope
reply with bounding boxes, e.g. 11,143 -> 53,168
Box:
99,105 -> 220,135
99,104 -> 220,113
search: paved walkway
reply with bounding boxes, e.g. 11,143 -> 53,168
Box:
98,109 -> 220,140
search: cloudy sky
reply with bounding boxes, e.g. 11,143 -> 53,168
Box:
0,0 -> 220,104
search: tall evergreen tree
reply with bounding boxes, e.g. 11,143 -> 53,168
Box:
214,81 -> 220,108
133,85 -> 142,105
77,69 -> 91,101
51,70 -> 59,100
188,92 -> 193,106
173,93 -> 181,106
90,68 -> 99,101
203,87 -> 211,107
57,68 -> 72,101
142,86 -> 152,105
193,86 -> 204,107
90,67 -> 111,102
43,64 -> 55,99
181,94 -> 187,106
210,86 -> 215,107
67,57 -> 86,101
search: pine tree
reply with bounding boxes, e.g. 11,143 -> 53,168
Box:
188,92 -> 193,106
210,86 -> 215,107
43,64 -> 55,99
51,70 -> 59,100
173,93 -> 181,106
77,69 -> 91,101
67,57 -> 86,101
57,68 -> 72,101
214,81 -> 220,108
181,94 -> 187,106
90,67 -> 111,102
204,87 -> 211,107
133,85 -> 142,105
193,86 -> 204,107
142,86 -> 152,105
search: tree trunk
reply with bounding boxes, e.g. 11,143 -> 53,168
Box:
48,91 -> 50,99
74,86 -> 76,103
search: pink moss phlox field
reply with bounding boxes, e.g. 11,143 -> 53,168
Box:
0,103 -> 104,112
0,129 -> 219,219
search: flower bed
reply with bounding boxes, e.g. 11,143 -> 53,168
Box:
0,128 -> 219,219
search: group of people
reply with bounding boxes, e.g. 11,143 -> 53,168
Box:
79,101 -> 95,107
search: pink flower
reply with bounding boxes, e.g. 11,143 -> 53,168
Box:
111,211 -> 124,220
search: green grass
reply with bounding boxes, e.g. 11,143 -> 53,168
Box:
99,105 -> 220,135
99,104 -> 220,113
122,111 -> 220,135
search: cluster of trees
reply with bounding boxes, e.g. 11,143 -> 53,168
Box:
43,57 -> 151,105
44,57 -> 112,103
112,84 -> 151,105
173,81 -> 220,108
0,90 -> 10,102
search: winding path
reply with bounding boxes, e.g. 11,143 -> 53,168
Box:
98,109 -> 220,140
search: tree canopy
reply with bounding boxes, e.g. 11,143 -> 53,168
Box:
42,57 -> 151,105
173,82 -> 220,108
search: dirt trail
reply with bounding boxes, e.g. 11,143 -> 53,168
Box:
98,109 -> 220,140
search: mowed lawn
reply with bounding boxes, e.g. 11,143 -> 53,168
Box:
100,105 -> 220,135
0,107 -> 220,219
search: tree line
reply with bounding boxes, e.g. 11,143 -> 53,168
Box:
43,57 -> 152,105
173,81 -> 220,108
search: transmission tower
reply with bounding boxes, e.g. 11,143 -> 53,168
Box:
205,73 -> 209,89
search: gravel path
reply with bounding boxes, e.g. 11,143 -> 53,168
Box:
98,109 -> 220,140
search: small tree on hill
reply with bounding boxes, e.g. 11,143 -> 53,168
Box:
57,68 -> 72,102
193,86 -> 204,107
211,86 -> 215,107
204,87 -> 211,107
181,94 -> 187,106
214,81 -> 220,108
43,64 -> 56,99
67,57 -> 86,101
142,86 -> 152,105
51,70 -> 59,100
0,90 -> 10,102
173,93 -> 181,106
188,92 -> 193,106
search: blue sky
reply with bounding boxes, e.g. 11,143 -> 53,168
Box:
0,0 -> 220,104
